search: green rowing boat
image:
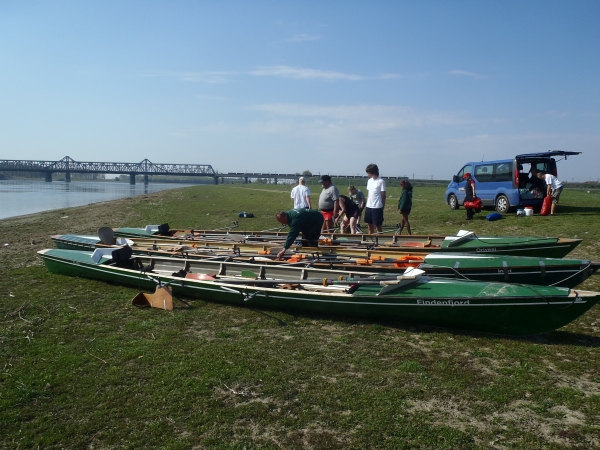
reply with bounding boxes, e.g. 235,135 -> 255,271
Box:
51,234 -> 598,288
38,248 -> 599,336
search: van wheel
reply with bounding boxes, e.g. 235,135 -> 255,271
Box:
496,195 -> 510,213
448,194 -> 459,210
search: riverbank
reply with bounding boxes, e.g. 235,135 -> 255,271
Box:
1,184 -> 599,448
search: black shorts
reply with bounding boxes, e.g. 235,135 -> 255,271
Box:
364,207 -> 384,226
301,231 -> 320,247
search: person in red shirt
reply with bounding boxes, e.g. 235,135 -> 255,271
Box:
463,173 -> 477,220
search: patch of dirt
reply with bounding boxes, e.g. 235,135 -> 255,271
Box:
406,397 -> 598,449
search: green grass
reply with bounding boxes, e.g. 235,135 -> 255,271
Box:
1,184 -> 599,449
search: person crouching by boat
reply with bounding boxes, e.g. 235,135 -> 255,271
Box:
348,185 -> 365,225
463,172 -> 476,220
537,171 -> 563,215
397,180 -> 413,235
334,195 -> 360,234
275,209 -> 324,260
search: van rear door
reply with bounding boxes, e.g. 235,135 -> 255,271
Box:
516,151 -> 581,159
517,151 -> 580,177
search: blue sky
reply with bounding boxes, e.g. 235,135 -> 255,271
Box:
1,1 -> 598,181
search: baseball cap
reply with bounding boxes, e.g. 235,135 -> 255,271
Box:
319,175 -> 331,183
299,177 -> 304,182
462,173 -> 471,179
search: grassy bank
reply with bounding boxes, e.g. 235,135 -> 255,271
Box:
1,184 -> 599,449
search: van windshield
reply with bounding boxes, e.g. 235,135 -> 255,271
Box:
457,165 -> 472,179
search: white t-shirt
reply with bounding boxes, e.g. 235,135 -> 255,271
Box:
366,177 -> 386,208
291,184 -> 311,209
544,174 -> 562,190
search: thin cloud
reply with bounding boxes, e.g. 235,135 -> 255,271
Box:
197,94 -> 230,101
449,69 -> 486,79
546,110 -> 571,118
247,103 -> 472,130
286,34 -> 322,42
248,65 -> 364,81
137,70 -> 235,84
378,73 -> 402,80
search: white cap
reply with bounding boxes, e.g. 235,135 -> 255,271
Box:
299,177 -> 304,182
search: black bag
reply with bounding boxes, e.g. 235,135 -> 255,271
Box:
158,223 -> 170,235
112,245 -> 133,267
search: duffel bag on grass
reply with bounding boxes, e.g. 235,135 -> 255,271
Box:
540,196 -> 552,216
463,198 -> 482,210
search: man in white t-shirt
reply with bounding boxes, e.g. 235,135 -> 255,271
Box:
364,163 -> 386,233
291,177 -> 311,209
537,171 -> 563,215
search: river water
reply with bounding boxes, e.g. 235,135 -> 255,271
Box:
0,180 -> 193,220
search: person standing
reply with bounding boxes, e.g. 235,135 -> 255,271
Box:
318,175 -> 340,232
291,177 -> 311,210
397,180 -> 413,235
348,185 -> 366,226
334,195 -> 360,234
275,209 -> 324,260
364,164 -> 386,234
537,171 -> 563,215
463,172 -> 476,220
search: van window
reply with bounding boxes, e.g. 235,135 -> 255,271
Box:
474,164 -> 493,182
531,161 -> 550,172
474,162 -> 513,182
494,162 -> 513,182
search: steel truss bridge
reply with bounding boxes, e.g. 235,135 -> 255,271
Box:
0,156 -> 216,184
0,156 -> 408,185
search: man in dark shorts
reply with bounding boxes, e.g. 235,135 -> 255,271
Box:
275,209 -> 324,260
364,164 -> 386,233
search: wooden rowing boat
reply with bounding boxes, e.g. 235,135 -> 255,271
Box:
38,248 -> 600,336
50,234 -> 598,288
110,227 -> 582,258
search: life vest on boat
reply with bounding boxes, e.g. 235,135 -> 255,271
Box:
393,255 -> 423,268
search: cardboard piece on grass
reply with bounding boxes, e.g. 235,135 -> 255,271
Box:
132,285 -> 173,310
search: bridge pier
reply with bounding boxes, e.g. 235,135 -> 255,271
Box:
244,176 -> 248,184
213,176 -> 219,185
45,172 -> 52,182
129,174 -> 136,185
144,174 -> 149,185
65,171 -> 71,183
274,177 -> 278,185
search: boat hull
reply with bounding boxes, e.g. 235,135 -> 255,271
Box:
51,234 -> 598,288
38,249 -> 600,337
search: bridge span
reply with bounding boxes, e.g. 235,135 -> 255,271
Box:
0,156 -> 407,185
0,156 -> 216,184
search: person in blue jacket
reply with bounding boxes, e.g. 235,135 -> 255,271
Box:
275,209 -> 324,260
